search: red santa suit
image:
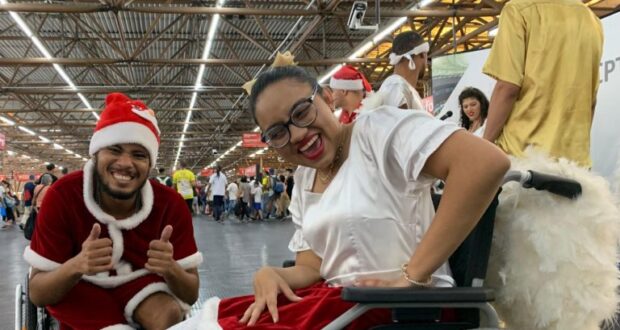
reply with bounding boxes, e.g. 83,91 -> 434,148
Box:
338,105 -> 361,124
24,93 -> 203,329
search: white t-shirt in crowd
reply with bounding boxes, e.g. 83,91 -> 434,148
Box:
288,106 -> 461,288
227,182 -> 239,201
251,184 -> 262,203
209,173 -> 227,197
378,74 -> 424,111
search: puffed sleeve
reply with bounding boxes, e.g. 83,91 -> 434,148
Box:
287,169 -> 311,252
24,186 -> 72,271
389,111 -> 461,181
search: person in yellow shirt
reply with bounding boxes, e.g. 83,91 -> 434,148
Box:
482,0 -> 603,168
173,161 -> 196,213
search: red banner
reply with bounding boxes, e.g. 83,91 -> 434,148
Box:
242,133 -> 267,148
15,174 -> 31,182
0,133 -> 5,151
200,168 -> 215,177
238,165 -> 256,177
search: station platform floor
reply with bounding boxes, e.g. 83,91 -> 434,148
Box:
0,214 -> 295,326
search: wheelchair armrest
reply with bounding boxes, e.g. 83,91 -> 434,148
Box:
341,287 -> 494,304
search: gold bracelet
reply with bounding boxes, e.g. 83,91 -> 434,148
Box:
401,263 -> 433,287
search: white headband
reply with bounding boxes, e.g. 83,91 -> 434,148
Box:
389,42 -> 430,70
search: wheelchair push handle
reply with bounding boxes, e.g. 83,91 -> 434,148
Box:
512,170 -> 582,199
523,170 -> 582,199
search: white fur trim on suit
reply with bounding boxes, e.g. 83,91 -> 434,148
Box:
124,282 -> 170,326
177,252 -> 204,269
78,159 -> 156,288
107,225 -> 124,266
167,297 -> 222,330
88,121 -> 159,168
83,269 -> 150,289
23,246 -> 61,271
82,159 -> 154,231
124,282 -> 191,327
115,260 -> 133,276
329,78 -> 364,91
101,324 -> 134,330
198,297 -> 222,330
487,149 -> 620,330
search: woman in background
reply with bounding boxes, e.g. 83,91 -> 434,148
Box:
458,87 -> 489,137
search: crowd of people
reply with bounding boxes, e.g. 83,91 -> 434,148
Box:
0,163 -> 68,231
156,164 -> 295,223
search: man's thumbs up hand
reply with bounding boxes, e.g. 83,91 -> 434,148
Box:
86,223 -> 101,241
146,225 -> 175,277
160,225 -> 173,243
75,223 -> 113,276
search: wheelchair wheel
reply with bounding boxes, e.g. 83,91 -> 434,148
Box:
24,274 -> 38,330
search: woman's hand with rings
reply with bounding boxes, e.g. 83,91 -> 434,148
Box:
239,266 -> 302,326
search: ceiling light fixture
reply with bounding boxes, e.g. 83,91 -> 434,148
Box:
174,0 -> 226,170
2,0 -> 95,163
0,116 -> 16,126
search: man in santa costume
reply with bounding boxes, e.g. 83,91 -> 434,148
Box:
329,65 -> 372,124
24,93 -> 203,329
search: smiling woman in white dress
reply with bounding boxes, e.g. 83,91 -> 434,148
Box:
184,67 -> 509,330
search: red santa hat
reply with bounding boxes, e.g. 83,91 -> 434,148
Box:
329,65 -> 372,92
88,93 -> 160,168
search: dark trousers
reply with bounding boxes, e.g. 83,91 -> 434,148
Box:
185,199 -> 193,214
213,195 -> 225,221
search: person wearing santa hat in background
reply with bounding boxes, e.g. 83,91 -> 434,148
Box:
24,93 -> 203,329
329,65 -> 372,124
377,31 -> 429,111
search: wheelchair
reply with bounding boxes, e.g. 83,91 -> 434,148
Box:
284,169 -> 582,330
16,170 -> 582,330
15,272 -> 57,330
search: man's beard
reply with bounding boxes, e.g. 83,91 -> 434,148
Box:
94,170 -> 146,201
418,65 -> 426,80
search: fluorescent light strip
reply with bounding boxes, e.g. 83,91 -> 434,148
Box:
32,37 -> 53,59
7,11 -> 33,37
4,2 -> 95,163
419,0 -> 434,7
18,126 -> 36,135
0,116 -> 16,126
174,0 -> 226,169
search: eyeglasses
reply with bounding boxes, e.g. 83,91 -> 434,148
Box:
261,85 -> 319,149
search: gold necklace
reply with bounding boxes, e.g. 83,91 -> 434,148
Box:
317,128 -> 348,184
317,144 -> 343,183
